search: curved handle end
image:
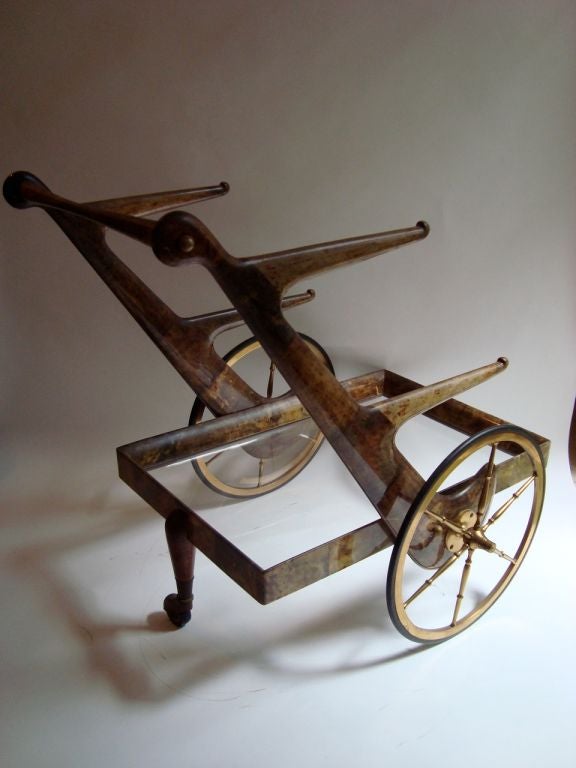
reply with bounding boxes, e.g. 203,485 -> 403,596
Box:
3,171 -> 48,209
416,220 -> 430,237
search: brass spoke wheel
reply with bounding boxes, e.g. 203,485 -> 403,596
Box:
190,334 -> 333,498
386,425 -> 545,643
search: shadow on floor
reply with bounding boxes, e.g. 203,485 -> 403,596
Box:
7,492 -> 430,703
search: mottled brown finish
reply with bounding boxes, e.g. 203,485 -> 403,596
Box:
4,171 -> 550,637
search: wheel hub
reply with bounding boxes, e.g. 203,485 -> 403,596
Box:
444,508 -> 477,553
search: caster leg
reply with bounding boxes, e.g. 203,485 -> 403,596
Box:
164,509 -> 196,628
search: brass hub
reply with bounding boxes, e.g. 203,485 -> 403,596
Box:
445,509 -> 478,553
465,528 -> 497,552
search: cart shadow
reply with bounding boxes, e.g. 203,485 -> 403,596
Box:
7,489 -> 431,704
249,593 -> 432,677
60,595 -> 430,703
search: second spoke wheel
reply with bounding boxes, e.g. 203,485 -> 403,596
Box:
190,334 -> 333,498
386,425 -> 545,643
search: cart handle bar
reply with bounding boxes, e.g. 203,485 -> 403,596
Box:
3,170 -> 211,247
3,171 -> 429,286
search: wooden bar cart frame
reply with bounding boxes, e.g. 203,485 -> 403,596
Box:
3,171 -> 550,644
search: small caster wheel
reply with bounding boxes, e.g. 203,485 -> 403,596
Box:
163,593 -> 193,628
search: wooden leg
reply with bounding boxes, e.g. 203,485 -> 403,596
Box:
163,509 -> 196,628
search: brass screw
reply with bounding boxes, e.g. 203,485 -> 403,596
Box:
178,234 -> 195,253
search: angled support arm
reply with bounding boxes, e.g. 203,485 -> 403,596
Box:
244,221 -> 430,291
378,358 -> 510,429
148,207 -> 429,294
88,181 -> 229,217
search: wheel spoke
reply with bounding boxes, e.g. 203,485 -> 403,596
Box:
451,547 -> 475,626
487,545 -> 516,564
462,528 -> 517,564
481,474 -> 535,532
477,443 -> 497,524
253,361 -> 278,487
266,360 -> 276,399
424,509 -> 466,536
263,361 -> 277,485
404,548 -> 465,608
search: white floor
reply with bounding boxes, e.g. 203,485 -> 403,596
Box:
2,432 -> 575,768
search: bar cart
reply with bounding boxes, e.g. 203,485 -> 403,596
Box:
3,171 -> 549,643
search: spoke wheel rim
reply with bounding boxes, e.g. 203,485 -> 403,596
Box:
190,334 -> 332,498
386,425 -> 545,643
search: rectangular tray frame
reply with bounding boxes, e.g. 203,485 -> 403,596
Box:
117,368 -> 550,605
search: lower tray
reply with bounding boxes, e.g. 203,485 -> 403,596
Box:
117,368 -> 549,604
